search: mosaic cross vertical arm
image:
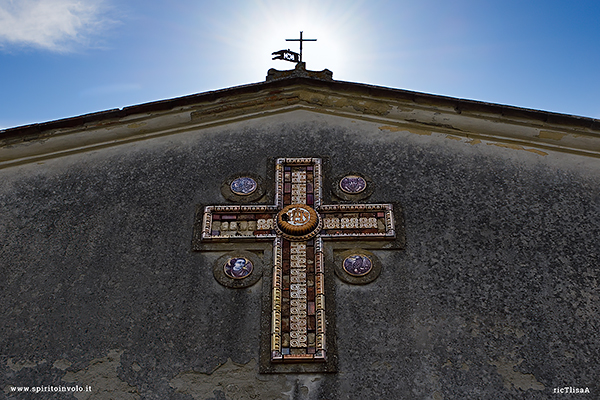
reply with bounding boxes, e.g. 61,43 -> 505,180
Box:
199,158 -> 395,365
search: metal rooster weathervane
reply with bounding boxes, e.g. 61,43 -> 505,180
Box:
272,31 -> 317,64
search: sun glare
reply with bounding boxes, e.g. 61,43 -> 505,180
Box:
209,0 -> 375,85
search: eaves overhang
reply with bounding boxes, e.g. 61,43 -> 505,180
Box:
1,75 -> 600,169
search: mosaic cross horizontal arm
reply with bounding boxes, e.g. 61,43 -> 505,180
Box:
198,158 -> 396,368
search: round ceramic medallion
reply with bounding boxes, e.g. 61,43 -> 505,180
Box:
230,177 -> 258,195
343,254 -> 373,276
276,204 -> 321,240
223,257 -> 253,279
339,175 -> 367,194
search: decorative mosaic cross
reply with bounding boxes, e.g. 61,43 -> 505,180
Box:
199,158 -> 395,364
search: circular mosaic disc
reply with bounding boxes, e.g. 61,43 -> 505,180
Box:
276,204 -> 321,240
343,254 -> 373,276
230,177 -> 258,195
224,257 -> 253,279
339,175 -> 367,194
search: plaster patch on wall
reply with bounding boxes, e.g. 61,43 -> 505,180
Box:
127,122 -> 147,129
7,358 -> 43,372
62,349 -> 140,400
283,376 -> 323,400
53,359 -> 72,370
296,91 -> 392,115
371,360 -> 393,371
378,125 -> 403,132
487,143 -> 548,156
489,358 -> 545,391
538,131 -> 566,141
467,316 -> 528,340
170,358 -> 295,400
429,373 -> 443,399
446,135 -> 462,141
378,125 -> 432,136
377,125 -> 551,156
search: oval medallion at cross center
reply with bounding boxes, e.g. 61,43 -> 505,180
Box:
276,204 -> 321,240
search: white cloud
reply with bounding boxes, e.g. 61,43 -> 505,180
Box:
0,0 -> 112,52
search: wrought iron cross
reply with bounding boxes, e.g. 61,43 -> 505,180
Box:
197,158 -> 396,370
286,31 -> 317,62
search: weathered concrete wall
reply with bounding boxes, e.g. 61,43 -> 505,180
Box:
1,110 -> 599,399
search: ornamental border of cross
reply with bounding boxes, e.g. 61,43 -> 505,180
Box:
197,157 -> 397,369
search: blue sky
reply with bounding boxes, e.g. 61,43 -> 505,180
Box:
1,0 -> 600,129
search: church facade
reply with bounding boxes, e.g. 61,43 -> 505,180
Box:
1,66 -> 599,399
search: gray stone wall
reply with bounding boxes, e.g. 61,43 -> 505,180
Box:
1,111 -> 598,399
